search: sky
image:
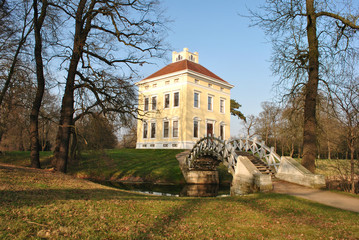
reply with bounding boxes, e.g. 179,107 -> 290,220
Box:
139,0 -> 276,137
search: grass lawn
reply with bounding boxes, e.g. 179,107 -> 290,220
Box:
1,163 -> 359,239
0,149 -> 233,185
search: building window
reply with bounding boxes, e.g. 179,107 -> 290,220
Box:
194,92 -> 199,108
193,120 -> 199,138
220,99 -> 225,113
220,124 -> 225,140
145,85 -> 149,90
144,97 -> 149,111
208,83 -> 212,88
207,122 -> 214,137
153,83 -> 157,88
163,121 -> 169,138
164,93 -> 170,108
152,96 -> 157,110
195,79 -> 199,84
176,55 -> 182,61
173,120 -> 179,138
220,87 -> 224,91
208,96 -> 213,111
174,78 -> 179,83
173,92 -> 179,107
143,121 -> 148,139
165,80 -> 170,85
151,122 -> 156,138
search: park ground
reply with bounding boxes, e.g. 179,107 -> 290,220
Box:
0,149 -> 359,239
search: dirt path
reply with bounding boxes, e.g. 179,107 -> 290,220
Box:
273,180 -> 359,213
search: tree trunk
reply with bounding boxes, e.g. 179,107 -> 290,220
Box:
302,0 -> 319,173
52,57 -> 79,172
327,139 -> 331,160
69,131 -> 78,161
52,0 -> 88,173
30,0 -> 47,169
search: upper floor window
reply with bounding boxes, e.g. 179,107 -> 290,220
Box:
195,79 -> 199,84
174,78 -> 179,83
173,120 -> 179,138
174,92 -> 179,107
153,83 -> 157,88
144,97 -> 149,111
151,122 -> 156,138
220,87 -> 224,91
163,121 -> 169,138
145,85 -> 149,90
164,93 -> 170,108
152,96 -> 157,110
143,121 -> 148,139
208,83 -> 212,88
208,96 -> 213,111
220,99 -> 225,113
194,92 -> 199,108
176,55 -> 182,61
165,80 -> 170,85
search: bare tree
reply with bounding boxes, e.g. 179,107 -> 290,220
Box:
0,0 -> 33,107
250,0 -> 359,172
332,77 -> 359,193
51,0 -> 167,172
241,114 -> 256,138
29,0 -> 48,168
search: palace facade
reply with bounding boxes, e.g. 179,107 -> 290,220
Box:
136,48 -> 233,149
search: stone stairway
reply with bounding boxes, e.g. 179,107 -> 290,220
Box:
236,151 -> 275,176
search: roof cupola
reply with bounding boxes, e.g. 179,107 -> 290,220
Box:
172,47 -> 198,63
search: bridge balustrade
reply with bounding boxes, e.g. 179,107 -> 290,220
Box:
186,136 -> 281,174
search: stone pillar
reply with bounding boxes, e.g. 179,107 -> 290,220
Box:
230,156 -> 273,196
183,170 -> 219,184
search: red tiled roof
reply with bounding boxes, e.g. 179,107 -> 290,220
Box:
140,60 -> 229,83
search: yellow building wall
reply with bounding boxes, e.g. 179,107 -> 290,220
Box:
136,73 -> 231,149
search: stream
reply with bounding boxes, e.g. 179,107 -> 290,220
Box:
91,180 -> 231,197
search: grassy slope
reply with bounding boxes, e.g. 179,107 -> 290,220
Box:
1,164 -> 359,239
0,149 -> 233,184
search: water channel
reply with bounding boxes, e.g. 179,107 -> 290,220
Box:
92,180 -> 231,197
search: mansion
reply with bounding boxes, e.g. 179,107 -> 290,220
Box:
135,48 -> 233,149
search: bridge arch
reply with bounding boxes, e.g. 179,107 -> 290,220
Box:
179,136 -> 326,195
186,136 -> 281,175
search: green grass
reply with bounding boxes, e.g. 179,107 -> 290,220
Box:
0,149 -> 188,184
0,164 -> 358,239
0,151 -> 53,167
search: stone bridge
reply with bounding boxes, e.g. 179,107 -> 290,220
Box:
177,136 -> 326,195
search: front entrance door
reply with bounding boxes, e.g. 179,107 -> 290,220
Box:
207,123 -> 213,137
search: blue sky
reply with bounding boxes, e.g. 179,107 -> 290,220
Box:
140,0 -> 276,136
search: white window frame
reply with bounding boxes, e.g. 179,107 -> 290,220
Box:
207,95 -> 213,111
144,97 -> 149,111
206,119 -> 216,137
163,120 -> 169,138
193,119 -> 199,138
143,121 -> 148,139
150,122 -> 156,139
164,93 -> 170,109
151,95 -> 157,111
194,91 -> 200,109
219,124 -> 225,140
172,119 -> 179,138
173,91 -> 180,108
220,98 -> 225,114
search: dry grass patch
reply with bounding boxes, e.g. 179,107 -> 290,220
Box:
1,163 -> 359,239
